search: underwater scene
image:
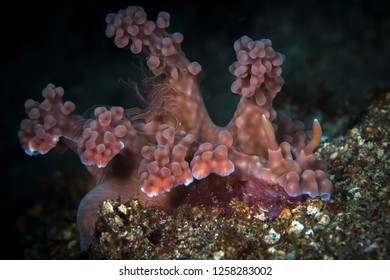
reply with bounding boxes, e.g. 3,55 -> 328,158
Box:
1,0 -> 389,259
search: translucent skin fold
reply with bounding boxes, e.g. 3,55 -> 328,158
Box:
18,5 -> 333,251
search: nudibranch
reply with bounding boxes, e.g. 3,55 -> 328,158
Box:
18,6 -> 333,251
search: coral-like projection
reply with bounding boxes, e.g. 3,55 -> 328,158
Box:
18,6 -> 333,251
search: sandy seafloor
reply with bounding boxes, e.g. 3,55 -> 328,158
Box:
0,0 -> 389,259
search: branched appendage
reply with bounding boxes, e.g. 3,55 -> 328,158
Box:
191,130 -> 235,180
18,84 -> 83,155
17,5 -> 334,252
77,106 -> 141,168
105,6 -> 217,138
138,124 -> 195,197
226,36 -> 285,155
221,35 -> 333,200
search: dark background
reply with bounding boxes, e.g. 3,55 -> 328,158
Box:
1,0 -> 389,258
